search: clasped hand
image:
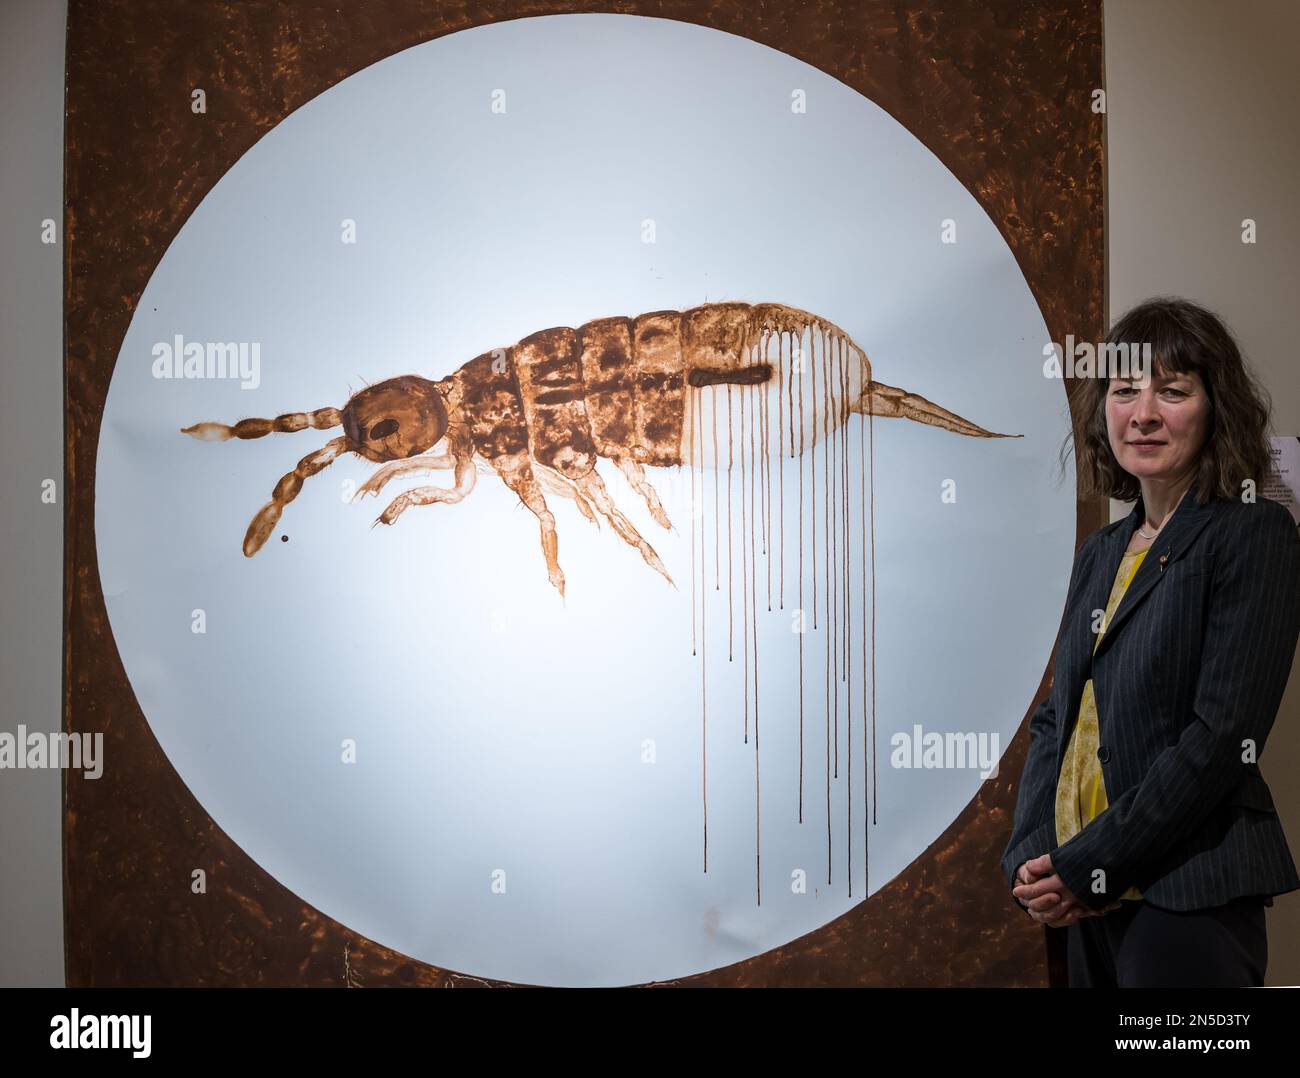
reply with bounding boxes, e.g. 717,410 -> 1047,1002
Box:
1012,853 -> 1104,928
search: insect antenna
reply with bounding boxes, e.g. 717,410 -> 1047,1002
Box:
242,436 -> 350,556
181,407 -> 342,442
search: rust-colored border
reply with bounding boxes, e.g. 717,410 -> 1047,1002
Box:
64,0 -> 1105,986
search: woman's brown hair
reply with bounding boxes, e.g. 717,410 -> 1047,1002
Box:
1061,296 -> 1276,505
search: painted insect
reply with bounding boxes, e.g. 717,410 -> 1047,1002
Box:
182,301 -> 1019,594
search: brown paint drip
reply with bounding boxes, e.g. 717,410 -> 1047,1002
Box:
712,377 -> 720,586
781,331 -> 789,612
828,333 -> 837,784
841,345 -> 851,680
868,381 -> 877,831
749,370 -> 761,904
810,334 -> 819,633
790,332 -> 800,821
741,385 -> 749,742
821,332 -> 831,882
690,387 -> 697,660
699,392 -> 709,872
760,348 -> 770,601
842,340 -> 854,893
863,375 -> 871,880
727,382 -> 734,663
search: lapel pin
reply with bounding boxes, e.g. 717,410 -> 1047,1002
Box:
1159,550 -> 1169,572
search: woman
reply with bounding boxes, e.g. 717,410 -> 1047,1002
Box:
1002,296 -> 1300,987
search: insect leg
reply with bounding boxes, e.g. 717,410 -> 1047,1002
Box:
573,469 -> 675,588
373,425 -> 476,525
611,456 -> 674,532
351,449 -> 455,501
531,463 -> 599,528
490,451 -> 566,596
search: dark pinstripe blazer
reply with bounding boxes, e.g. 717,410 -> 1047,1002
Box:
1002,477 -> 1300,913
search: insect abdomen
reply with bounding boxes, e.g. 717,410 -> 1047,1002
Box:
577,304 -> 774,469
456,302 -> 838,476
627,311 -> 686,467
455,351 -> 531,461
513,327 -> 599,480
576,316 -> 639,462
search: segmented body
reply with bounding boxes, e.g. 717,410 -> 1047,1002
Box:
440,302 -> 863,478
183,300 -> 1010,574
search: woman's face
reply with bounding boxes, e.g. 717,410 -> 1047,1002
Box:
1105,366 -> 1211,484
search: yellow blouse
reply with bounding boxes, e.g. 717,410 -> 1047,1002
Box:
1054,545 -> 1149,911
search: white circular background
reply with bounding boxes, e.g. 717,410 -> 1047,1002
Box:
96,13 -> 1072,986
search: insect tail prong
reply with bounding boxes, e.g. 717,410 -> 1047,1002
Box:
856,379 -> 1021,439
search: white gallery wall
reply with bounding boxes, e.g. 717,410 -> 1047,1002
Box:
1104,0 -> 1300,985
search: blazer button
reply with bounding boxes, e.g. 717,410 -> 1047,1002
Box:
1097,746 -> 1111,763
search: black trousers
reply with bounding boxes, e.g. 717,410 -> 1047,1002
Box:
1066,896 -> 1269,987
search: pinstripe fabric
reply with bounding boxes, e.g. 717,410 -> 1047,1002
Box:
1002,478 -> 1300,913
